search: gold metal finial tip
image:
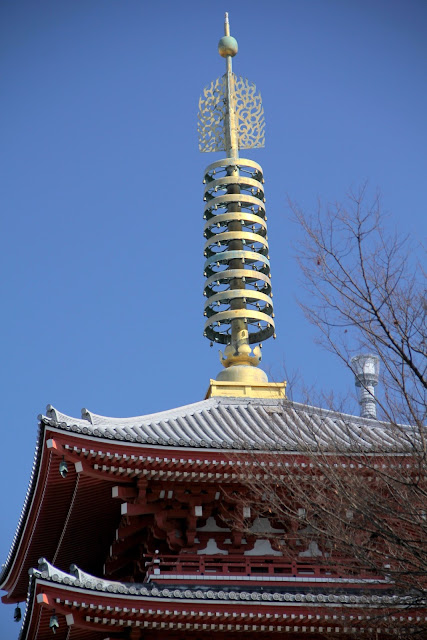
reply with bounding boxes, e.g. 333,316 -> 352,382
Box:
218,35 -> 238,57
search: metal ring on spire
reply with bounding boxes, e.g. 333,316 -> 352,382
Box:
202,158 -> 274,345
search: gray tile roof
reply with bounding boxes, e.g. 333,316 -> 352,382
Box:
29,558 -> 402,606
41,397 -> 419,453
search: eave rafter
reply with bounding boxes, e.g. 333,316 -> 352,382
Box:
48,433 -> 244,484
47,431 -> 417,487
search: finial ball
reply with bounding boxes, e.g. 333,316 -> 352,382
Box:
218,36 -> 238,58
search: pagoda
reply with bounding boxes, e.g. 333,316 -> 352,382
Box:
1,14 -> 425,640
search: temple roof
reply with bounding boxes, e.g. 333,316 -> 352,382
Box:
42,396 -> 417,452
19,559 -> 423,640
29,558 -> 403,606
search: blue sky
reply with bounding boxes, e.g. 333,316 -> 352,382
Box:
1,0 -> 426,634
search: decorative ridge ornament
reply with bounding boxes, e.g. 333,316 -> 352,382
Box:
199,14 -> 280,394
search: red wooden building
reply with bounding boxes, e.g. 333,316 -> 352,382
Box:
3,399 -> 422,639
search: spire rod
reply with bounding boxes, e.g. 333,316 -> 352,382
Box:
224,12 -> 230,36
219,12 -> 239,158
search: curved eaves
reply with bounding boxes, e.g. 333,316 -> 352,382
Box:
0,422 -> 44,590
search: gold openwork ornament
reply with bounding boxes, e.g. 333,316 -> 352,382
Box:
198,74 -> 265,153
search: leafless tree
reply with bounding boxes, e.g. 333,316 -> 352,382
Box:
291,184 -> 426,429
227,188 -> 427,636
230,435 -> 427,637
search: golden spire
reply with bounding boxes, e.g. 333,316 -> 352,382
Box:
198,15 -> 285,399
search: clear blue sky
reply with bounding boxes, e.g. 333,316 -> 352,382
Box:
1,0 -> 426,634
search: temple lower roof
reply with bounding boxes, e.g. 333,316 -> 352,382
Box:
29,559 -> 406,606
19,557 -> 425,640
16,560 -> 424,639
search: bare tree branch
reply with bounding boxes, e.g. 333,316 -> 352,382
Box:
225,188 -> 426,636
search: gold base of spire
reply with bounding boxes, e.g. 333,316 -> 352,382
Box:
216,363 -> 268,383
219,341 -> 262,369
206,363 -> 286,399
208,334 -> 286,399
205,375 -> 286,400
